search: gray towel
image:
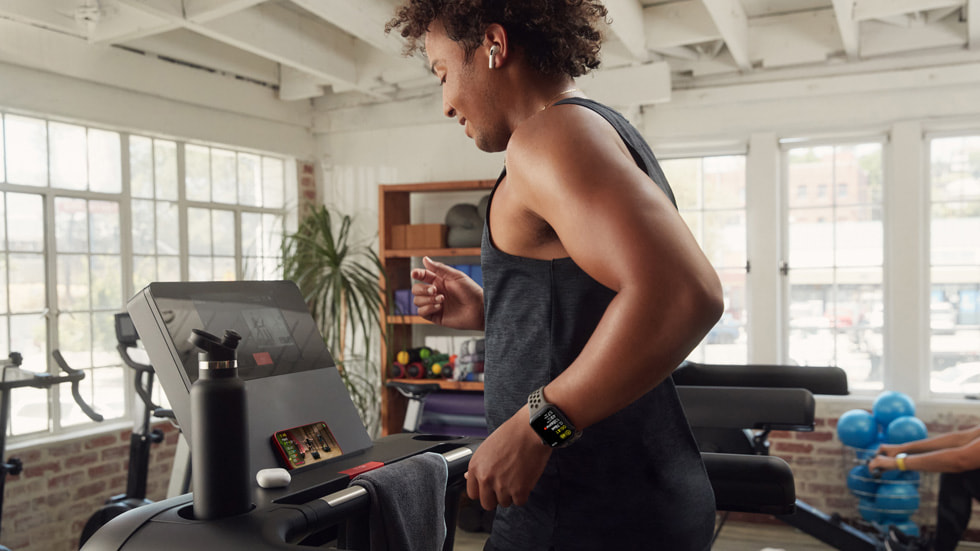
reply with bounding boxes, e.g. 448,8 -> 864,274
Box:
351,451 -> 448,551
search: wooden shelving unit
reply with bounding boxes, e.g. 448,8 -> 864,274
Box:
378,180 -> 495,435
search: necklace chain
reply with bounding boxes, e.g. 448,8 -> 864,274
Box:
541,88 -> 581,110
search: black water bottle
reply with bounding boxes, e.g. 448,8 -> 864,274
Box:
189,328 -> 250,520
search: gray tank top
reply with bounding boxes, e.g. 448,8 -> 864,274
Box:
480,98 -> 715,550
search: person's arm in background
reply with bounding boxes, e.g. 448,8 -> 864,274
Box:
870,425 -> 980,473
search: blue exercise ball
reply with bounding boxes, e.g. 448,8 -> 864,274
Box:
873,391 -> 915,427
837,409 -> 878,449
847,464 -> 879,499
858,498 -> 882,522
885,416 -> 928,445
876,483 -> 920,520
891,520 -> 920,538
881,469 -> 920,483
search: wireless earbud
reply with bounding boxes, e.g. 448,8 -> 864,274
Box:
489,45 -> 499,69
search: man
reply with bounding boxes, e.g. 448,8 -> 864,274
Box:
870,424 -> 980,551
387,2 -> 723,549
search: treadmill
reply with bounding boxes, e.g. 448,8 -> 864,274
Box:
81,281 -> 479,551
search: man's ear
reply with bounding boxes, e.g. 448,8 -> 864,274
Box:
484,23 -> 508,69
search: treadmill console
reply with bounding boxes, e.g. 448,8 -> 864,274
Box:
127,281 -> 373,474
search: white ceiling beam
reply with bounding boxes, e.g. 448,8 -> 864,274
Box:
0,18 -> 307,125
830,0 -> 861,59
602,0 -> 650,62
124,29 -> 280,85
645,1 -> 722,49
289,0 -> 405,56
701,0 -> 753,71
279,65 -> 325,101
852,0 -> 965,22
113,0 -> 371,95
183,0 -> 268,22
969,0 -> 980,49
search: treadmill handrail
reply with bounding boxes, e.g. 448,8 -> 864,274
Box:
673,361 -> 849,395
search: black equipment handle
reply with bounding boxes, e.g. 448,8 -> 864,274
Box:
50,350 -> 105,422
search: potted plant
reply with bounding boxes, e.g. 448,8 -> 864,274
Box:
280,205 -> 387,436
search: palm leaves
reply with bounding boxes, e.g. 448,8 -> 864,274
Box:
281,206 -> 387,434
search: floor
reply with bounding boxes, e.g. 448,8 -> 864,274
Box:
451,519 -> 980,550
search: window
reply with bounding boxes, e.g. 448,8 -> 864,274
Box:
1,112 -> 294,440
662,155 -> 748,363
784,142 -> 884,390
928,135 -> 980,395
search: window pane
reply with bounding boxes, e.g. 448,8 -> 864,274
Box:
157,201 -> 179,255
0,116 -> 5,183
186,144 -> 210,202
702,210 -> 746,269
159,256 -> 180,281
212,149 -> 237,204
131,199 -> 155,254
214,256 -> 236,281
55,198 -> 89,253
0,256 -> 7,313
90,255 -> 121,309
702,156 -> 745,209
788,146 -> 834,208
57,254 -> 90,311
929,135 -> 980,394
788,208 -> 835,268
5,115 -> 48,187
155,140 -> 178,201
663,155 -> 748,364
89,200 -> 120,254
263,157 -> 284,208
7,193 -> 44,252
239,153 -> 261,207
9,254 -> 46,312
242,212 -> 260,257
188,256 -> 212,281
187,208 -> 211,255
212,210 -> 235,256
662,158 -> 701,210
130,136 -> 154,198
786,142 -> 883,388
133,255 -> 156,291
89,129 -> 122,193
49,122 -> 88,190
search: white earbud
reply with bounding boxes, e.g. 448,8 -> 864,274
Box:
489,45 -> 499,69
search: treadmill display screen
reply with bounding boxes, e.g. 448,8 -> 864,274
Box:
142,281 -> 335,385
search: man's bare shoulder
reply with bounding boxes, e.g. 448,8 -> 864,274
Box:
504,102 -> 635,202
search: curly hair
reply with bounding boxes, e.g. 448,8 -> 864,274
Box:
385,0 -> 608,78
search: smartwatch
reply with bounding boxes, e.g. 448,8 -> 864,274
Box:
528,386 -> 582,448
895,452 -> 908,471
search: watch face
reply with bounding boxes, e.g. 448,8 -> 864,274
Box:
530,407 -> 575,447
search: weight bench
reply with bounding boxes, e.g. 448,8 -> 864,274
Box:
389,379 -> 799,519
674,361 -> 885,551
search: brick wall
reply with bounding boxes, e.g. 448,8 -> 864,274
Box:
1,423 -> 180,551
2,402 -> 978,549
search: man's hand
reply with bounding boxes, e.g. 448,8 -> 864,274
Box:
465,405 -> 552,510
411,256 -> 485,330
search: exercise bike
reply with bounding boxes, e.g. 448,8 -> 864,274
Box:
78,313 -> 170,548
0,351 -> 103,551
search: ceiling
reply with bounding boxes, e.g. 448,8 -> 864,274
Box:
0,0 -> 978,110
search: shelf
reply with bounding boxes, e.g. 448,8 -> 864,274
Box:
384,247 -> 481,259
388,378 -> 484,391
386,315 -> 430,325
